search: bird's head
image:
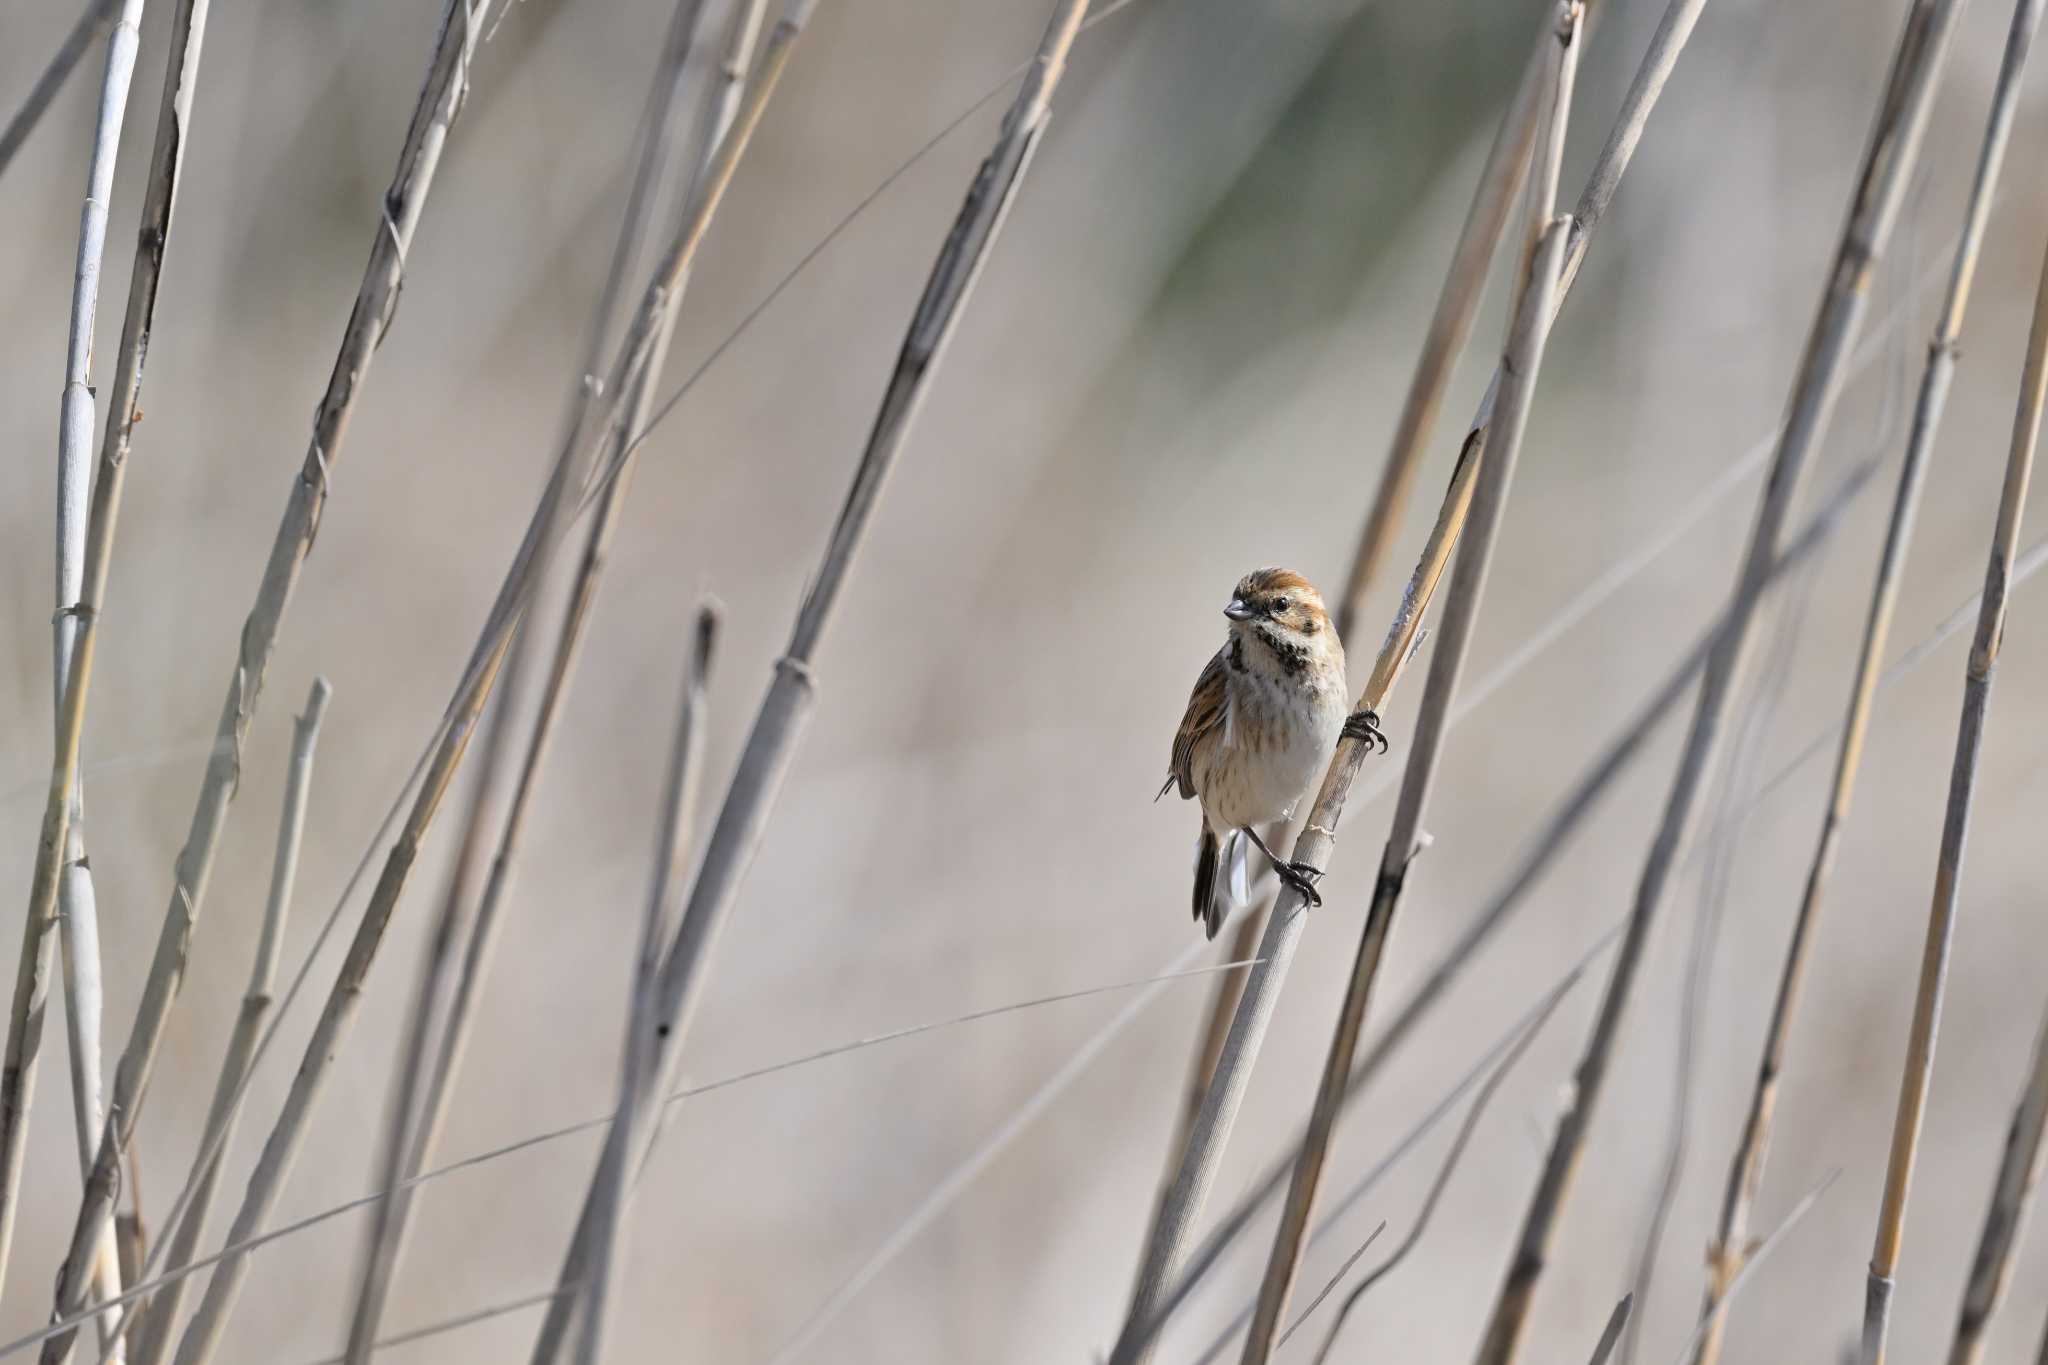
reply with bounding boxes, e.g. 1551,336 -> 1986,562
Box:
1224,568 -> 1332,645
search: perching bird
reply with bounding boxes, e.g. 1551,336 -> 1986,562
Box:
1160,568 -> 1383,939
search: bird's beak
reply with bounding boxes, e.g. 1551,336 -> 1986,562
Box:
1223,598 -> 1254,621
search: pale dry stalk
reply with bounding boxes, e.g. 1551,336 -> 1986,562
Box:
35,1 -> 484,1359
1862,179 -> 2048,1365
1692,3 -> 2044,1358
1471,4 -> 1966,1360
525,4 -> 1091,1357
0,0 -> 209,1313
1110,2 -> 1714,1355
1945,1002 -> 2048,1364
573,608 -> 716,1365
339,1 -> 745,1356
1239,14 -> 1582,1343
129,681 -> 331,1365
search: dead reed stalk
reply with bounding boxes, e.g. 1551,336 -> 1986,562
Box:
128,680 -> 331,1365
35,1 -> 486,1358
574,607 -> 716,1365
1238,17 -> 1583,1345
1468,4 -> 1966,1358
525,3 -> 1092,1356
1861,165 -> 2048,1365
1693,3 -> 2045,1358
1945,1003 -> 2048,1364
0,0 -> 208,1311
339,2 -> 746,1356
0,0 -> 121,179
1110,2 -> 1712,1355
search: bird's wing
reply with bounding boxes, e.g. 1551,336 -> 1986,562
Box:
1165,647 -> 1230,801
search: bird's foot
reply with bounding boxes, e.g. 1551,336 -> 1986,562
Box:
1344,708 -> 1389,753
1274,859 -> 1323,909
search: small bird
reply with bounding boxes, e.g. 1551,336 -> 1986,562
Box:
1160,568 -> 1383,939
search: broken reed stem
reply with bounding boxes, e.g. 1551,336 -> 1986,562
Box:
1330,8 -> 1548,643
1,0 -> 207,1314
1589,1297 -> 1634,1365
573,608 -> 717,1365
1111,2 -> 1710,1355
524,5 -> 1090,1358
1945,1002 -> 2048,1365
129,681 -> 330,1365
1863,188 -> 2048,1365
1472,4 -> 1965,1360
1694,3 -> 2044,1358
340,1 -> 739,1357
1241,119 -> 1581,1365
0,0 -> 121,180
35,2 -> 482,1360
161,6 -> 823,1362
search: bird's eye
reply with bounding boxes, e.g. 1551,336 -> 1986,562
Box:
1271,598 -> 1289,614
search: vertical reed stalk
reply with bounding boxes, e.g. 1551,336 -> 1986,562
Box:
36,2 -> 482,1359
524,4 -> 1090,1357
1945,1003 -> 2048,1365
1111,3 -> 1712,1356
0,0 -> 121,179
1471,4 -> 1965,1360
1694,4 -> 2044,1358
158,5 -> 818,1359
339,1 -> 743,1355
1,0 -> 208,1309
129,681 -> 331,1365
1239,20 -> 1582,1353
1862,185 -> 2048,1365
573,608 -> 715,1365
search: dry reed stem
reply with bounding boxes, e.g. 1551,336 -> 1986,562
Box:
1470,3 -> 1963,1358
1111,1 -> 1710,1352
1,0 -> 207,1313
1303,959 -> 1574,1365
1944,1002 -> 2048,1364
1693,4 -> 2044,1358
573,608 -> 716,1365
525,3 -> 1092,1358
0,0 -> 120,179
129,680 -> 330,1365
45,0 -> 151,1347
339,1 -> 736,1355
1240,113 -> 1582,1364
160,4 -> 819,1359
1862,177 -> 2048,1365
1330,9 -> 1549,644
34,0 -> 485,1358
1590,1297 -> 1634,1365
1673,1172 -> 1840,1364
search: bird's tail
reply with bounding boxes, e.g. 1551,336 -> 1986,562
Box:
1193,824 -> 1249,940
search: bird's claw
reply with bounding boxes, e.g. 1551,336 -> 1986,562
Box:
1344,708 -> 1389,754
1277,859 -> 1323,909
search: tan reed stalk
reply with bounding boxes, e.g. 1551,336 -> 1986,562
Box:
1944,1003 -> 2048,1365
1470,4 -> 1966,1359
574,608 -> 716,1365
1694,4 -> 2045,1358
1590,1297 -> 1634,1365
3,0 -> 147,1304
0,0 -> 209,1313
1110,2 -> 1714,1355
0,0 -> 121,178
1240,36 -> 1582,1352
1862,192 -> 2048,1365
129,681 -> 330,1365
156,6 -> 817,1362
34,1 -> 486,1359
525,5 -> 1093,1358
338,2 -> 744,1356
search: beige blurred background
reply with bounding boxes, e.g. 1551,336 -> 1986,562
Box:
3,0 -> 2048,1360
